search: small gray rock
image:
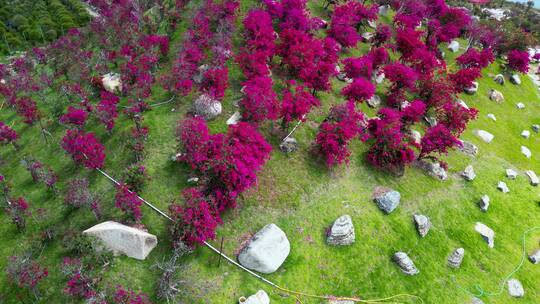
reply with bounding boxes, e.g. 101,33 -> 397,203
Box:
243,290 -> 270,304
479,195 -> 490,212
367,95 -> 381,108
462,165 -> 476,181
506,168 -> 518,179
525,170 -> 539,186
497,181 -> 509,193
507,278 -> 524,297
487,113 -> 497,121
238,224 -> 290,274
448,248 -> 465,268
327,215 -> 355,246
521,130 -> 530,138
528,249 -> 540,264
373,187 -> 400,214
475,222 -> 495,248
510,74 -> 521,85
489,89 -> 504,102
279,137 -> 298,153
459,140 -> 478,157
226,111 -> 241,125
494,74 -> 505,85
516,102 -> 525,109
532,125 -> 539,133
415,159 -> 447,180
521,146 -> 532,158
193,94 -> 222,120
448,40 -> 460,52
337,72 -> 352,83
393,252 -> 419,275
413,214 -> 431,238
465,82 -> 479,95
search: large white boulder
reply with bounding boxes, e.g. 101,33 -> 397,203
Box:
474,130 -> 494,143
83,221 -> 158,260
238,224 -> 290,274
475,222 -> 495,248
193,94 -> 222,120
102,73 -> 122,94
241,290 -> 270,304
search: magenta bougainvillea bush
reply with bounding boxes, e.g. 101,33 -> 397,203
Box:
114,184 -> 143,223
61,130 -> 106,169
0,121 -> 18,146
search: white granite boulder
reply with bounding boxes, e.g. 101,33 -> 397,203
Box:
497,181 -> 509,193
327,215 -> 355,246
474,130 -> 494,143
393,252 -> 419,275
506,168 -> 518,179
367,95 -> 381,108
459,140 -> 478,156
510,74 -> 521,85
479,195 -> 490,212
464,81 -> 479,95
242,290 -> 270,304
525,170 -> 539,186
521,130 -> 531,139
487,113 -> 497,121
516,102 -> 525,109
448,248 -> 465,268
83,221 -> 158,260
507,278 -> 524,298
227,111 -> 241,125
413,214 -> 431,238
475,222 -> 495,248
238,224 -> 290,274
373,187 -> 401,214
529,249 -> 540,264
532,125 -> 539,133
102,73 -> 122,94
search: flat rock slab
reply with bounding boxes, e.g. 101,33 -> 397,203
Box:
462,165 -> 476,181
506,168 -> 518,179
373,187 -> 400,214
243,290 -> 270,304
475,222 -> 495,248
238,224 -> 290,274
507,278 -> 524,297
83,221 -> 158,260
521,146 -> 532,158
474,130 -> 494,143
487,113 -> 497,121
497,181 -> 509,193
521,130 -> 530,138
525,170 -> 539,186
327,215 -> 355,246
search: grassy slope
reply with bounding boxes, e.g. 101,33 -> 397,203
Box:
1,2 -> 540,304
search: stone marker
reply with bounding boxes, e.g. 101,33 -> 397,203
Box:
238,224 -> 290,274
373,187 -> 401,214
393,252 -> 419,275
506,168 -> 518,179
464,81 -> 479,95
497,181 -> 509,193
241,290 -> 270,304
279,137 -> 298,153
507,278 -> 524,298
226,111 -> 241,125
494,74 -> 505,85
415,159 -> 447,180
367,95 -> 381,108
448,40 -> 460,52
521,130 -> 531,139
474,130 -> 494,143
479,195 -> 490,212
193,94 -> 222,120
532,125 -> 540,133
516,102 -> 525,109
521,145 -> 532,158
448,248 -> 465,268
510,74 -> 521,85
327,215 -> 355,246
83,221 -> 158,260
528,249 -> 540,264
487,113 -> 497,121
410,130 -> 421,145
489,89 -> 504,102
525,170 -> 539,186
413,214 -> 431,238
475,222 -> 495,248
102,73 -> 122,94
459,140 -> 478,156
471,297 -> 484,304
462,165 -> 476,181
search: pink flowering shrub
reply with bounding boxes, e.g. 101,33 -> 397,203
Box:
4,197 -> 30,230
243,9 -> 277,56
420,124 -> 462,158
112,285 -> 152,304
314,101 -> 368,167
6,254 -> 48,294
0,121 -> 18,147
59,107 -> 88,128
61,130 -> 106,169
236,49 -> 272,79
123,164 -> 150,193
456,48 -> 494,69
23,158 -> 58,190
436,101 -> 478,135
14,97 -> 40,125
239,76 -> 279,123
280,82 -> 320,128
64,178 -> 101,219
114,184 -> 143,223
96,91 -> 120,132
449,68 -> 481,93
200,66 -> 229,100
341,77 -> 375,103
169,187 -> 219,246
507,49 -> 530,73
401,100 -> 427,125
328,1 -> 377,48
343,55 -> 373,79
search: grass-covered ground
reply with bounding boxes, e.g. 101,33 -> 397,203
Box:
1,1 -> 540,303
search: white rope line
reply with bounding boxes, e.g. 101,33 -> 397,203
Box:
283,114 -> 306,141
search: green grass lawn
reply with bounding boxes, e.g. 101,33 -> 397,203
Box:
2,1 -> 540,303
